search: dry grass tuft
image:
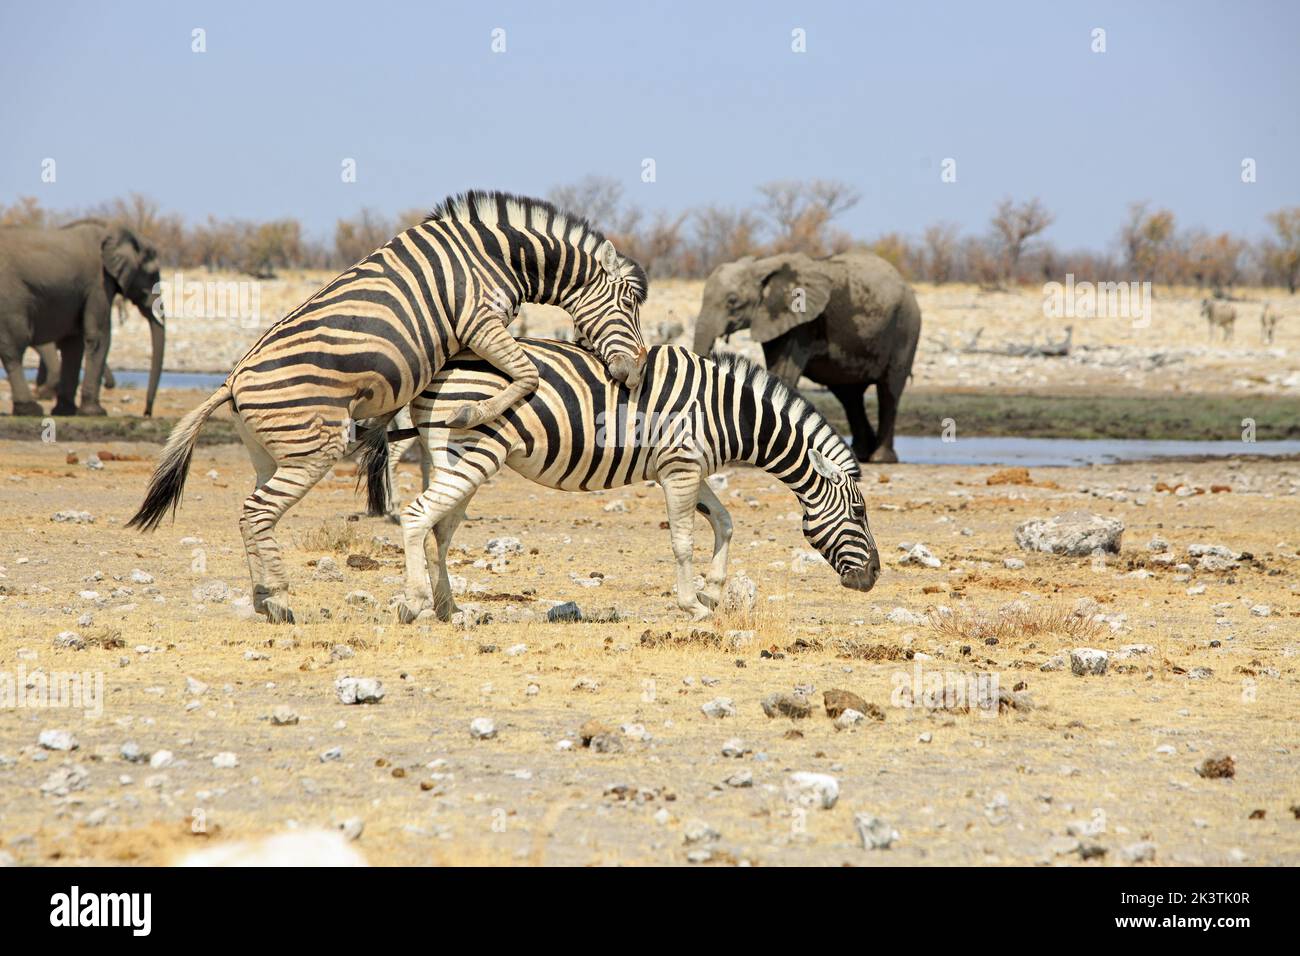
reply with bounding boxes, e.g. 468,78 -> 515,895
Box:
927,602 -> 1103,645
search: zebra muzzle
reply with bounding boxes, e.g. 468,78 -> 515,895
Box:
608,352 -> 645,389
840,552 -> 881,592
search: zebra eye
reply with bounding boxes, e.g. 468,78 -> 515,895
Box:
851,502 -> 865,519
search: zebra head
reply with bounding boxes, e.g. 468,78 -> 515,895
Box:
564,239 -> 649,389
802,449 -> 881,592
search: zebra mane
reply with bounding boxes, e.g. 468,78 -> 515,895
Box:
710,351 -> 861,479
428,190 -> 648,302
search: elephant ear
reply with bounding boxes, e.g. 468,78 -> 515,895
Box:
750,254 -> 833,344
101,228 -> 144,292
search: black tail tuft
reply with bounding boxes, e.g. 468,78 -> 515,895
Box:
359,422 -> 392,517
126,443 -> 195,532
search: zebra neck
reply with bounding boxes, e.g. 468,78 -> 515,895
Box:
479,221 -> 594,308
735,390 -> 820,504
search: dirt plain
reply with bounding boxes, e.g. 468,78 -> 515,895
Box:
0,432 -> 1297,866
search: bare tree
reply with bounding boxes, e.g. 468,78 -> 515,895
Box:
548,175 -> 629,231
990,197 -> 1054,282
1260,206 -> 1300,293
922,222 -> 961,283
1119,201 -> 1176,282
757,178 -> 861,256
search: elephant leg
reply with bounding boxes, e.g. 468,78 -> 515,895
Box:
829,382 -> 876,461
34,343 -> 60,399
870,374 -> 905,464
77,296 -> 111,416
2,348 -> 43,416
52,335 -> 83,417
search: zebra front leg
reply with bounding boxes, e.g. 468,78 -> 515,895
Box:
695,479 -> 734,609
447,319 -> 539,428
660,466 -> 712,621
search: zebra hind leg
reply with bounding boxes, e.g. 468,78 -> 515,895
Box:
430,500 -> 469,621
447,319 -> 539,428
243,457 -> 337,624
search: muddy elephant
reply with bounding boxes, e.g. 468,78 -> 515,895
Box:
0,220 -> 164,416
692,251 -> 922,462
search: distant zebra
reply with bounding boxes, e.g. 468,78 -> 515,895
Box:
129,192 -> 650,624
1260,303 -> 1279,344
362,341 -> 882,623
1202,298 -> 1236,341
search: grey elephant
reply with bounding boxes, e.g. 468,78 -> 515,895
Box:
692,251 -> 922,462
0,219 -> 165,416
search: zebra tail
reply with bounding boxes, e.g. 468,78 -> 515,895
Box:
127,383 -> 233,532
359,419 -> 394,517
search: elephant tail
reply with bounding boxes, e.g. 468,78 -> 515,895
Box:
127,383 -> 232,532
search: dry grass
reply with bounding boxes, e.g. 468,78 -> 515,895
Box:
927,601 -> 1105,645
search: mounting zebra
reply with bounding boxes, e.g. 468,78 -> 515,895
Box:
128,192 -> 650,624
362,341 -> 882,623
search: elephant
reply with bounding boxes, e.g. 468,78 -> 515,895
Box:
0,219 -> 165,416
692,251 -> 922,462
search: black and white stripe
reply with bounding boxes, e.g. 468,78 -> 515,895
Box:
129,192 -> 649,624
367,341 -> 881,623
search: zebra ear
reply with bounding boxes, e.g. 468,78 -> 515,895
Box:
809,448 -> 841,481
596,239 -> 621,277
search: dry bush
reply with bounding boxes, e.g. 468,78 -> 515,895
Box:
293,519 -> 371,555
927,602 -> 1103,645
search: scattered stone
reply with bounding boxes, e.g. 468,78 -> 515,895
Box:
335,676 -> 384,705
723,770 -> 753,788
1002,557 -> 1026,570
1250,604 -> 1271,618
212,752 -> 239,769
853,813 -> 898,850
469,717 -> 497,740
721,572 -> 757,613
762,692 -> 813,719
721,738 -> 748,758
51,510 -> 94,524
313,556 -> 344,581
38,729 -> 77,751
785,772 -> 839,809
191,580 -> 229,603
547,601 -> 582,623
53,631 -> 84,650
835,709 -> 866,730
149,750 -> 174,769
337,817 -> 365,842
887,607 -> 926,626
899,543 -> 942,568
1014,511 -> 1124,556
1120,841 -> 1157,864
120,742 -> 145,763
823,688 -> 868,719
486,537 -> 523,557
682,820 -> 720,845
701,697 -> 735,719
320,747 -> 343,762
1070,648 -> 1109,676
128,569 -> 154,585
344,590 -> 376,607
571,676 -> 600,692
330,644 -> 354,662
271,705 -> 299,726
185,676 -> 208,697
1196,754 -> 1235,779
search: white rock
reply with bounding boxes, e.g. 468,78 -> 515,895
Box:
469,717 -> 497,739
887,607 -> 926,626
185,676 -> 208,697
721,572 -> 757,613
335,676 -> 384,705
485,537 -> 523,557
51,510 -> 94,524
1250,604 -> 1271,617
38,729 -> 77,751
785,772 -> 839,809
149,750 -> 174,768
212,752 -> 239,769
854,813 -> 899,850
1015,511 -> 1124,556
176,829 -> 367,867
53,631 -> 84,650
721,738 -> 747,758
1002,557 -> 1026,570
700,697 -> 735,719
834,709 -> 866,730
129,569 -> 154,585
899,543 -> 942,568
1070,648 -> 1109,676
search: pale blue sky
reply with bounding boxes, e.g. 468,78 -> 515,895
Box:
1,0 -> 1296,249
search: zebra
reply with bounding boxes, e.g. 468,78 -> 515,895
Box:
1202,298 -> 1236,341
361,340 -> 882,623
128,191 -> 650,624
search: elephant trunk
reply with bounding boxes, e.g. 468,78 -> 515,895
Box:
692,312 -> 724,356
144,312 -> 165,418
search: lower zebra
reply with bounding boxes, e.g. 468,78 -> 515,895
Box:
362,340 -> 881,622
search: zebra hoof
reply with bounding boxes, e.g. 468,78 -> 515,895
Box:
447,404 -> 479,429
697,590 -> 719,610
685,603 -> 713,622
262,598 -> 296,625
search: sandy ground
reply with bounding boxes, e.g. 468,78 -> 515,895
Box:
1,437 -> 1297,866
26,274 -> 1297,400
